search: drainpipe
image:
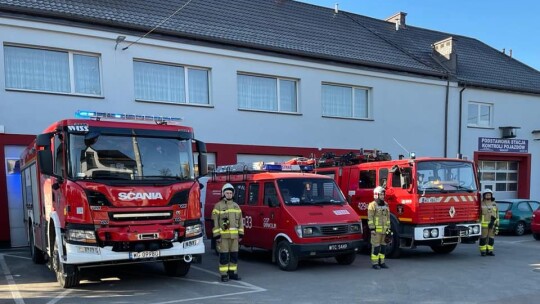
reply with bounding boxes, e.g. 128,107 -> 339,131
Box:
444,77 -> 450,157
458,86 -> 467,157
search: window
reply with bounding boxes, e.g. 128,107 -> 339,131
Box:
322,83 -> 370,119
248,183 -> 259,205
237,74 -> 298,112
517,203 -> 531,212
468,102 -> 492,127
359,170 -> 376,189
134,60 -> 209,104
264,182 -> 279,206
4,45 -> 101,95
379,168 -> 388,188
233,183 -> 247,205
528,201 -> 540,211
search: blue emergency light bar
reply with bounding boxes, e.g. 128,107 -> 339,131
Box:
76,110 -> 183,124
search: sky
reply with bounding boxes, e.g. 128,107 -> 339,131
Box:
298,0 -> 540,71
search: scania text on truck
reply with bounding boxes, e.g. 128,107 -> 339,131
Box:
305,151 -> 481,257
202,163 -> 363,271
21,111 -> 208,287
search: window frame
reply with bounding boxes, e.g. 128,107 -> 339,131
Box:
3,44 -> 103,97
321,82 -> 371,120
467,101 -> 493,128
133,59 -> 211,106
237,72 -> 299,114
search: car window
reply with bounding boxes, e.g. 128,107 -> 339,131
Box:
528,201 -> 540,211
517,202 -> 531,212
496,202 -> 511,212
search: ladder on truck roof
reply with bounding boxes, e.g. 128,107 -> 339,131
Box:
285,149 -> 392,168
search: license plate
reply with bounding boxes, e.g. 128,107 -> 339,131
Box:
328,243 -> 348,251
130,251 -> 160,259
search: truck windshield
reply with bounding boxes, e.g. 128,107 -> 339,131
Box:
416,161 -> 477,193
68,134 -> 194,180
277,178 -> 346,205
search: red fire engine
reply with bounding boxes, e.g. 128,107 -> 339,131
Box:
304,150 -> 481,257
202,163 -> 363,271
20,111 -> 208,287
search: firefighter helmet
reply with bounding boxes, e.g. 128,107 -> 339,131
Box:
482,189 -> 493,199
373,186 -> 385,199
222,183 -> 235,195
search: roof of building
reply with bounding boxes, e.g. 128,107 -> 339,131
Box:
1,0 -> 539,94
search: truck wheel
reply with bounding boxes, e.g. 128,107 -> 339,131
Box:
514,221 -> 526,236
29,228 -> 45,264
52,240 -> 80,288
335,252 -> 356,265
430,243 -> 457,254
533,233 -> 540,241
385,219 -> 401,258
163,260 -> 191,277
276,241 -> 298,271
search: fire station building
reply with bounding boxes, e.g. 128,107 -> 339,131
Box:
1,0 -> 540,247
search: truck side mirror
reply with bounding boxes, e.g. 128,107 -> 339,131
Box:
37,150 -> 54,176
195,140 -> 208,177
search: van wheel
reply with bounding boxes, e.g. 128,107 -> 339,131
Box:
335,252 -> 356,265
29,228 -> 45,264
430,243 -> 457,254
276,241 -> 298,271
52,239 -> 80,288
164,260 -> 191,277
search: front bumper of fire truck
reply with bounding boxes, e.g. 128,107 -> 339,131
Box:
412,223 -> 481,244
61,223 -> 204,266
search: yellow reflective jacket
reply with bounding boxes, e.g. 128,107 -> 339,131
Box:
368,200 -> 390,233
481,199 -> 499,229
212,199 -> 244,239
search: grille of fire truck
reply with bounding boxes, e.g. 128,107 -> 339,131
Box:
418,205 -> 478,221
321,225 -> 348,235
108,212 -> 172,221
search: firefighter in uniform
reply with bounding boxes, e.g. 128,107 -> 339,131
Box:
479,189 -> 499,256
368,186 -> 391,269
212,183 -> 244,282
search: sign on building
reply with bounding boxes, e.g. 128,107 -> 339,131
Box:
478,137 -> 528,153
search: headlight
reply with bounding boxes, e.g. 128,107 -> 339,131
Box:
186,224 -> 202,238
67,229 -> 97,244
472,225 -> 480,234
430,228 -> 439,238
423,229 -> 430,238
303,227 -> 314,236
350,224 -> 361,232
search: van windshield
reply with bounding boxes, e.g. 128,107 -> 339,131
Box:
277,178 -> 346,205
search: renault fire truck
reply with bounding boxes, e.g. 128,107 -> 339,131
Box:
202,163 -> 363,271
300,151 -> 481,257
21,111 -> 208,288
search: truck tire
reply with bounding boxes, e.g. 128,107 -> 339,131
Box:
276,240 -> 299,271
385,218 -> 401,259
29,228 -> 45,264
335,252 -> 356,265
533,233 -> 540,241
430,243 -> 457,254
163,260 -> 191,277
52,239 -> 80,288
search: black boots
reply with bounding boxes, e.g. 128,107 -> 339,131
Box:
372,264 -> 381,270
486,251 -> 495,256
221,275 -> 229,282
379,263 -> 389,269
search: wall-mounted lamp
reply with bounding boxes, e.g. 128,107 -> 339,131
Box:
499,126 -> 520,139
115,35 -> 126,50
532,130 -> 540,141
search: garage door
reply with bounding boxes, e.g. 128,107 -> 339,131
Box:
479,160 -> 518,200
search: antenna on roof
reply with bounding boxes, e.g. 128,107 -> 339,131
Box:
393,137 -> 410,156
122,0 -> 194,51
334,3 -> 339,14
